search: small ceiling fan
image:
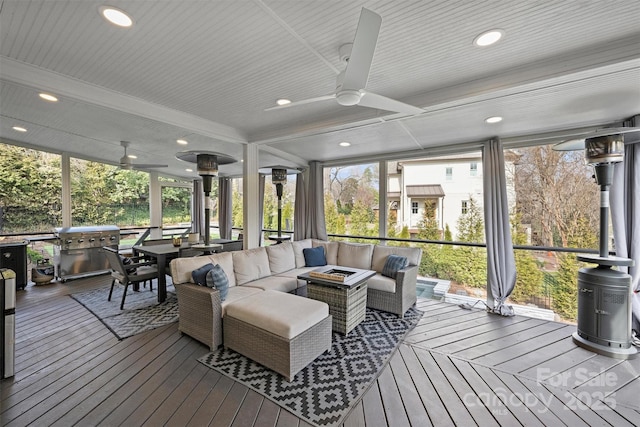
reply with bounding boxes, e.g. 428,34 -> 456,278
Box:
266,8 -> 424,115
119,141 -> 168,170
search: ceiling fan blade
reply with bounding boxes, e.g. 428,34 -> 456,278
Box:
264,94 -> 335,111
358,91 -> 423,115
131,164 -> 169,169
341,8 -> 382,91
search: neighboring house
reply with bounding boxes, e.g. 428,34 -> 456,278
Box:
388,152 -> 517,241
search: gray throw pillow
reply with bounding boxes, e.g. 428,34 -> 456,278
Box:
192,263 -> 215,285
205,264 -> 229,301
382,255 -> 408,279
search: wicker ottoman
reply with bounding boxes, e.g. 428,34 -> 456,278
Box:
223,290 -> 332,381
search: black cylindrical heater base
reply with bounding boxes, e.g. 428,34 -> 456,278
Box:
573,266 -> 637,360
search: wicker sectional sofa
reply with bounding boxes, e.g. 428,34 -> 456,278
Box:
169,239 -> 422,351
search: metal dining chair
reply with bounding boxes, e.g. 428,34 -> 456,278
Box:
103,247 -> 160,310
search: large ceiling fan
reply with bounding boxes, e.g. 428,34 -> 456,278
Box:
266,8 -> 424,115
119,141 -> 168,170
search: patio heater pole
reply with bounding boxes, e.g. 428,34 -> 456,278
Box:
272,168 -> 287,241
197,154 -> 218,246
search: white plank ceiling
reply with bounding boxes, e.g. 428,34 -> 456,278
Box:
1,0 -> 639,178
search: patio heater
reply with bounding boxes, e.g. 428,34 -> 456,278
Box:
259,166 -> 301,244
554,128 -> 638,359
176,151 -> 236,247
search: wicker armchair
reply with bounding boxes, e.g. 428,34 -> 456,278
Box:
174,283 -> 222,350
366,265 -> 419,318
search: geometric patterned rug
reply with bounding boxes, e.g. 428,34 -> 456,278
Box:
70,283 -> 179,340
198,306 -> 423,427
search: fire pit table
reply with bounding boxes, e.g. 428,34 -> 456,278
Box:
298,265 -> 375,335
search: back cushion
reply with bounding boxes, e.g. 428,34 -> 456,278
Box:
292,239 -> 313,268
208,252 -> 237,287
312,240 -> 339,265
266,242 -> 296,273
232,247 -> 271,285
371,245 -> 423,272
170,256 -> 212,285
337,242 -> 373,270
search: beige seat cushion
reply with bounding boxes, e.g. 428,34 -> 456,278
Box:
233,247 -> 271,285
371,245 -> 422,273
266,242 -> 296,273
220,287 -> 263,317
367,274 -> 396,293
274,267 -> 317,288
274,267 -> 317,278
337,242 -> 373,270
225,290 -> 329,339
312,240 -> 339,265
241,275 -> 298,293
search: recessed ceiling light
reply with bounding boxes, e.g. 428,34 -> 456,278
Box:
339,141 -> 351,147
127,154 -> 137,159
473,29 -> 504,47
485,116 -> 503,124
276,99 -> 291,106
185,168 -> 193,172
176,139 -> 188,145
12,126 -> 27,132
99,6 -> 134,27
39,93 -> 58,102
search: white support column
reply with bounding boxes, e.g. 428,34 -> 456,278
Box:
61,153 -> 71,227
378,160 -> 387,241
149,172 -> 163,239
243,144 -> 260,249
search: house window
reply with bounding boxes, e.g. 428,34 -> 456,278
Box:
411,201 -> 419,214
461,200 -> 468,214
446,167 -> 453,180
470,162 -> 478,176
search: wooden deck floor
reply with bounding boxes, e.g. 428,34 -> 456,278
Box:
2,275 -> 639,426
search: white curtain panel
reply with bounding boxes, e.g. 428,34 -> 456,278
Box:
192,179 -> 204,236
259,174 -> 265,245
218,177 -> 232,240
483,138 -> 517,316
293,171 -> 307,241
305,161 -> 328,240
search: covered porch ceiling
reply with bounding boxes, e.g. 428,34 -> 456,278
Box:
1,1 -> 639,179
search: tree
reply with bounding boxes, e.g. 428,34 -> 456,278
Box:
232,189 -> 243,228
324,193 -> 345,235
348,200 -> 377,242
416,200 -> 439,240
509,214 -> 543,304
456,196 -> 484,242
443,224 -> 452,241
512,145 -> 598,248
552,253 -> 579,321
0,145 -> 62,231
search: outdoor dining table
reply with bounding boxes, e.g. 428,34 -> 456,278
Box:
132,242 -> 222,303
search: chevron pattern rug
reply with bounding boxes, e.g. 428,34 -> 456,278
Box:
198,306 -> 423,427
71,283 -> 178,340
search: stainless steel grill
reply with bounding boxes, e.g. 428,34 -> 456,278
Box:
53,226 -> 120,282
